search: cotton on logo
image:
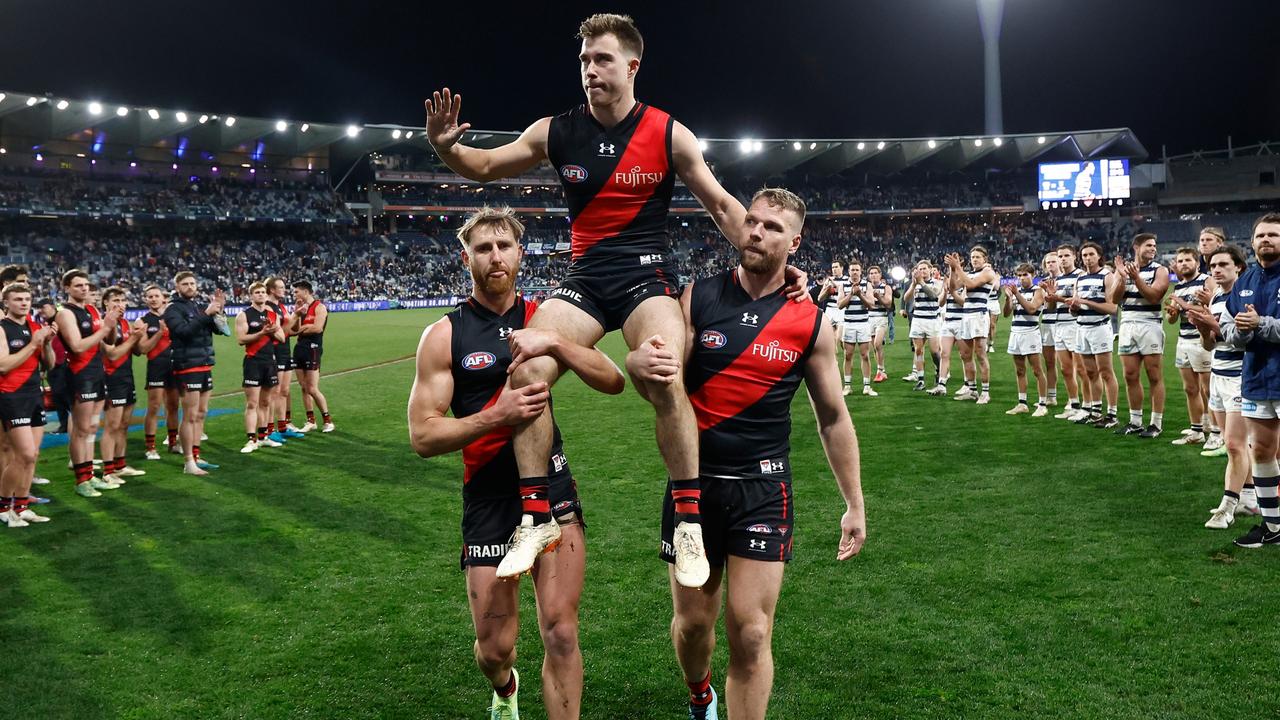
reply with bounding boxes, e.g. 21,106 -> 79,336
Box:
462,351 -> 497,370
560,165 -> 588,183
700,330 -> 726,349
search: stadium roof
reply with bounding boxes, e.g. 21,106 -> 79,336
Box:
0,89 -> 1147,176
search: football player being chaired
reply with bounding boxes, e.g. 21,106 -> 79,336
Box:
425,13 -> 807,587
627,189 -> 866,720
409,207 -> 625,720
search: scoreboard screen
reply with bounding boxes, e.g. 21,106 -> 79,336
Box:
1038,159 -> 1130,209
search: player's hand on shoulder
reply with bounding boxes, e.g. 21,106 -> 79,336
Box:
625,334 -> 679,384
492,381 -> 549,425
783,265 -> 810,303
837,506 -> 865,561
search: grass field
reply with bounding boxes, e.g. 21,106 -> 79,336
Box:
4,307 -> 1278,719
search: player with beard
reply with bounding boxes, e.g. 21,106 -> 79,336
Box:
902,260 -> 942,391
1167,248 -> 1215,447
866,265 -> 891,382
0,284 -> 55,526
290,281 -> 333,433
56,269 -> 121,495
837,261 -> 877,397
426,13 -> 809,585
410,206 -> 625,720
944,247 -> 999,404
163,271 -> 226,476
1185,245 -> 1260,529
1043,245 -> 1088,419
1068,242 -> 1121,428
1108,233 -> 1171,438
627,189 -> 865,720
1210,215 -> 1280,547
139,286 -> 181,460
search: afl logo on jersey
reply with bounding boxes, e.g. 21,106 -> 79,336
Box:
560,165 -> 588,183
462,351 -> 497,371
700,330 -> 727,349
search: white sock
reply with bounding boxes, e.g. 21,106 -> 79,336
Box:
1150,412 -> 1163,429
1018,393 -> 1027,404
843,375 -> 851,384
1129,410 -> 1143,427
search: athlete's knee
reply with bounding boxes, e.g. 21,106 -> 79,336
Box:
539,614 -> 580,660
645,376 -> 688,412
511,355 -> 559,389
473,637 -> 515,673
1225,432 -> 1248,456
727,614 -> 773,665
672,608 -> 716,644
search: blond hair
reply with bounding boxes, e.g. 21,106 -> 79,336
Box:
578,13 -> 644,58
750,187 -> 807,228
248,281 -> 267,295
456,206 -> 526,247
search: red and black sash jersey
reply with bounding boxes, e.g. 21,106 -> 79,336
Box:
547,102 -> 675,264
296,300 -> 325,350
446,296 -> 567,498
243,306 -> 279,358
0,316 -> 42,393
142,311 -> 171,361
687,270 -> 822,482
64,304 -> 104,374
268,301 -> 292,354
103,317 -> 132,377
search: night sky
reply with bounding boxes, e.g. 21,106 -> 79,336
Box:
2,0 -> 1276,157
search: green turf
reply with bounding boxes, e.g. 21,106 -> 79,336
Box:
5,308 -> 1278,719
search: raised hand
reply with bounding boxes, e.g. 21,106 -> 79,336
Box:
783,265 -> 810,304
425,88 -> 472,152
1236,303 -> 1261,332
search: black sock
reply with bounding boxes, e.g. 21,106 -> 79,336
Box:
519,477 -> 551,524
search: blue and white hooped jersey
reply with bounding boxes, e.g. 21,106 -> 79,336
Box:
1173,273 -> 1208,340
1075,269 -> 1111,327
1210,289 -> 1243,378
1121,261 -> 1164,324
1010,285 -> 1042,330
842,280 -> 870,324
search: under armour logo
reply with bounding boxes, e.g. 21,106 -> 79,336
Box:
748,539 -> 767,551
599,142 -> 616,155
498,327 -> 512,340
741,312 -> 759,326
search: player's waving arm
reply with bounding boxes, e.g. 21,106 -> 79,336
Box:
425,89 -> 550,183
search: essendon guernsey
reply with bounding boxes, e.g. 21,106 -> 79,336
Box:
547,102 -> 675,264
446,297 -> 570,497
103,317 -> 132,377
65,304 -> 104,373
142,312 -> 171,361
242,306 -> 279,358
687,270 -> 822,481
0,316 -> 42,394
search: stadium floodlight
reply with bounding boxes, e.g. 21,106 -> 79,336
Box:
198,114 -> 209,124
211,166 -> 218,172
224,116 -> 236,127
88,102 -> 103,115
697,139 -> 708,152
974,138 -> 983,147
392,129 -> 402,139
877,141 -> 886,150
346,125 -> 360,137
116,106 -> 129,117
404,131 -> 413,139
792,141 -> 801,150
809,142 -> 817,150
993,137 -> 1003,147
129,161 -> 137,168
1037,135 -> 1046,144
172,163 -> 178,170
147,108 -> 160,120
176,112 -> 188,123
0,93 -> 5,104
738,139 -> 753,154
753,140 -> 763,152
35,153 -> 42,161
56,100 -> 69,111
0,148 -> 6,155
856,142 -> 866,151
927,139 -> 937,149
26,97 -> 39,106
300,123 -> 310,133
275,120 -> 288,132
890,266 -> 907,282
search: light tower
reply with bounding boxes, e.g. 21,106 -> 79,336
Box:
976,0 -> 1006,136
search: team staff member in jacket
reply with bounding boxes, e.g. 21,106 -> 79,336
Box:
162,271 -> 225,476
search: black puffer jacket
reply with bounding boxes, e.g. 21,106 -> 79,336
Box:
162,293 -> 217,370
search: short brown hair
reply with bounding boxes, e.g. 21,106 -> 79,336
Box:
750,187 -> 807,228
456,206 -> 526,247
144,284 -> 164,295
174,271 -> 195,285
1210,244 -> 1247,270
265,276 -> 284,292
2,282 -> 31,300
1056,244 -> 1078,257
578,13 -> 643,58
1015,263 -> 1036,275
1174,246 -> 1198,259
0,264 -> 27,285
61,269 -> 88,287
102,286 -> 127,303
248,281 -> 267,294
1132,232 -> 1157,247
1253,212 -> 1280,233
970,245 -> 989,258
1080,241 -> 1104,259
